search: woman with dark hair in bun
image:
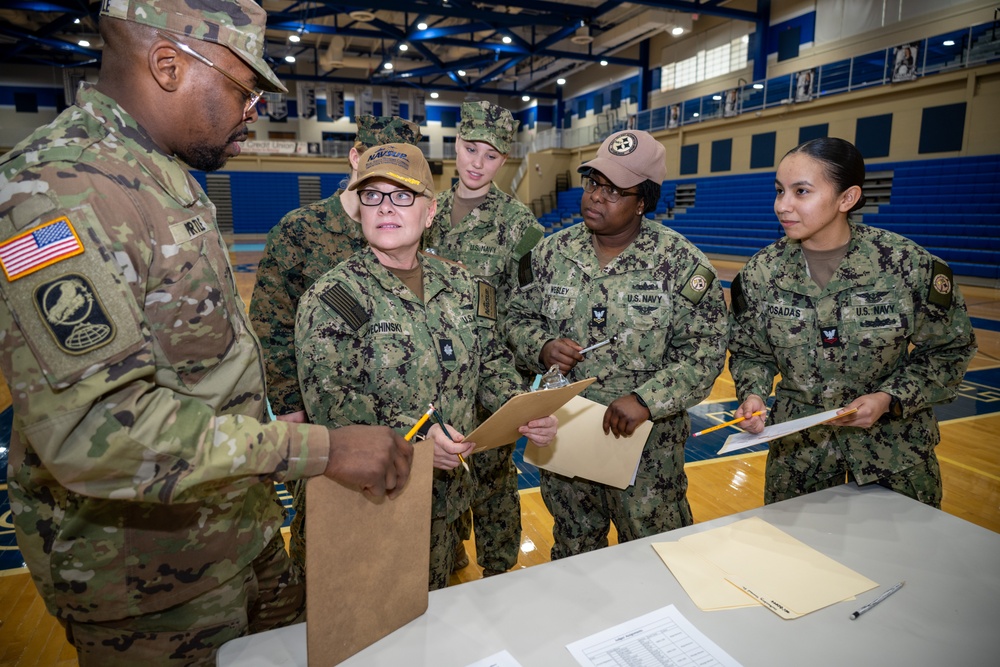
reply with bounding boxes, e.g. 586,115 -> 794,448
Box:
727,137 -> 976,507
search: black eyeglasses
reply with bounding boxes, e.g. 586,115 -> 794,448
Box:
582,176 -> 640,203
358,189 -> 418,207
157,31 -> 264,116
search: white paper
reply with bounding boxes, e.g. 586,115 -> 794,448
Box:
566,604 -> 743,667
465,650 -> 524,667
717,407 -> 856,455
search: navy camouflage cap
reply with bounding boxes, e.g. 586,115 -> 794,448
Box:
100,0 -> 286,93
354,115 -> 422,151
458,101 -> 519,154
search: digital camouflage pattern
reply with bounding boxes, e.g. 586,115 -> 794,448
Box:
100,0 -> 286,93
424,181 -> 543,572
250,193 -> 366,416
354,115 -> 421,151
250,116 -> 422,417
294,250 -> 523,589
728,224 -> 976,506
0,84 -> 329,631
458,100 -> 519,154
505,219 -> 729,558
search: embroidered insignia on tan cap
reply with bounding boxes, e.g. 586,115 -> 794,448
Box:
0,216 -> 84,282
609,132 -> 638,156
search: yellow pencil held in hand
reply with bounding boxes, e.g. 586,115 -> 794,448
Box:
405,406 -> 435,441
693,410 -> 766,437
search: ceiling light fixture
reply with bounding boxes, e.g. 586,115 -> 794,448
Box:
288,34 -> 300,43
522,94 -> 530,102
457,69 -> 466,76
502,35 -> 512,44
399,43 -> 408,51
430,92 -> 439,99
384,62 -> 393,70
943,39 -> 955,46
284,54 -> 296,63
671,26 -> 685,36
600,60 -> 608,66
78,39 -> 90,47
557,78 -> 566,85
348,10 -> 376,22
417,22 -> 428,31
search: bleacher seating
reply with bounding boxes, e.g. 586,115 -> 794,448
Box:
536,156 -> 998,281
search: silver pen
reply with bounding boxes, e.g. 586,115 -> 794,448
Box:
850,581 -> 905,619
579,334 -> 617,355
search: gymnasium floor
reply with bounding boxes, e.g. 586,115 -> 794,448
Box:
1,238 -> 998,666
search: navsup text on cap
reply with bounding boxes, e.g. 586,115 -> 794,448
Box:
348,143 -> 435,198
100,0 -> 286,93
577,130 -> 667,189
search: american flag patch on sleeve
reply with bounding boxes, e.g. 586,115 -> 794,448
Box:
0,216 -> 84,282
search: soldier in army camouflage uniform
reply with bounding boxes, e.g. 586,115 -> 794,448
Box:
422,101 -> 544,576
250,115 -> 422,421
294,143 -> 558,590
0,2 -> 411,664
249,115 -> 421,577
728,137 -> 976,507
504,130 -> 729,559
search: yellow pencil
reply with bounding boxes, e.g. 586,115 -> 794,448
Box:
404,406 -> 435,441
429,403 -> 470,473
692,410 -> 766,437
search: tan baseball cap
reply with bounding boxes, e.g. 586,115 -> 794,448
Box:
100,0 -> 286,93
348,143 -> 434,198
578,130 -> 666,188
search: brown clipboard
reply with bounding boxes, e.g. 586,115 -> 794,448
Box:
464,377 -> 597,453
305,442 -> 434,666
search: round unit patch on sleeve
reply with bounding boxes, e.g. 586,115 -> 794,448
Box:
33,273 -> 116,355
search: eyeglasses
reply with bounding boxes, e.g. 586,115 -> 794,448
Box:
582,176 -> 640,203
157,31 -> 264,116
358,189 -> 418,207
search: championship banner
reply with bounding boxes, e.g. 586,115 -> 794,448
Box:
384,87 -> 400,117
297,84 -> 316,119
264,93 -> 288,121
356,86 -> 374,116
326,84 -> 345,119
411,91 -> 426,124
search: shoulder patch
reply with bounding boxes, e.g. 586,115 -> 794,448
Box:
927,260 -> 953,308
518,251 -> 534,288
33,273 -> 116,355
318,283 -> 370,332
0,216 -> 84,282
680,264 -> 716,305
514,226 -> 544,259
730,273 -> 748,317
477,281 -> 497,320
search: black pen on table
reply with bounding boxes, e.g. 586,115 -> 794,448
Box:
430,403 -> 470,472
850,581 -> 905,620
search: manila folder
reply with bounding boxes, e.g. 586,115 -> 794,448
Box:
465,377 -> 596,453
305,443 -> 434,666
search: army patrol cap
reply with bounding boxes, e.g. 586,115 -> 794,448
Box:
354,115 -> 422,151
100,0 -> 287,93
578,129 -> 667,188
348,143 -> 435,198
458,101 -> 519,154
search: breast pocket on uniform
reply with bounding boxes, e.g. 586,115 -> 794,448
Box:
842,295 -> 912,366
542,283 -> 577,322
149,238 -> 235,388
618,291 -> 672,372
764,303 -> 814,351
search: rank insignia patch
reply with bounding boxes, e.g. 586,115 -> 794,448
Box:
34,273 -> 115,354
0,216 -> 84,282
439,338 -> 456,362
820,325 -> 841,348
